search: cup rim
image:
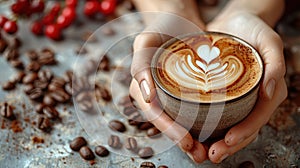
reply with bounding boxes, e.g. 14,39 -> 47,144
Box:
151,31 -> 264,104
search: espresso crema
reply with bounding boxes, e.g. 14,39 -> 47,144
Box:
153,33 -> 263,103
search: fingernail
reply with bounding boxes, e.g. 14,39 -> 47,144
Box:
218,153 -> 229,163
266,79 -> 275,99
140,80 -> 151,103
186,152 -> 196,163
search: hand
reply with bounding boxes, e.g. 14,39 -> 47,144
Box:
130,12 -> 207,163
206,11 -> 287,163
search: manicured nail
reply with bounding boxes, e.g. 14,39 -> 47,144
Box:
266,79 -> 275,99
140,80 -> 151,103
218,153 -> 229,163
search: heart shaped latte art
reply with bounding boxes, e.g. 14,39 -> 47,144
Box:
165,44 -> 244,92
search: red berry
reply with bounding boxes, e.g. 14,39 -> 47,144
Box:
45,24 -> 61,40
99,0 -> 116,15
3,20 -> 18,34
11,3 -> 24,15
31,0 -> 45,13
62,7 -> 76,22
50,3 -> 61,15
31,21 -> 44,36
66,0 -> 78,8
56,15 -> 72,29
84,1 -> 99,17
42,14 -> 55,25
0,15 -> 8,28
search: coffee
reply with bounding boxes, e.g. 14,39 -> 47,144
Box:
153,32 -> 262,103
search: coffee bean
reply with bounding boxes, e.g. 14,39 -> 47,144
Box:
26,50 -> 39,61
139,122 -> 154,130
35,103 -> 44,114
78,100 -> 94,112
138,147 -> 154,159
12,37 -> 22,48
26,61 -> 41,72
43,94 -> 56,106
84,59 -> 98,75
9,59 -> 24,69
101,26 -> 115,36
39,48 -> 56,65
5,48 -> 19,61
69,137 -> 87,151
11,71 -> 25,83
43,106 -> 59,120
125,137 -> 138,151
65,83 -> 73,96
37,116 -> 52,132
28,88 -> 44,101
2,81 -> 16,90
79,146 -> 95,160
0,103 -> 15,120
140,162 -> 156,168
147,127 -> 161,138
72,77 -> 91,95
158,165 -> 168,168
98,55 -> 110,71
23,73 -> 38,84
0,38 -> 8,53
75,46 -> 88,55
63,70 -> 73,83
128,112 -> 144,126
238,161 -> 255,168
48,77 -> 66,91
123,106 -> 137,116
23,84 -> 35,95
38,68 -> 53,82
95,145 -> 109,157
109,120 -> 126,132
95,85 -> 112,101
108,135 -> 122,149
34,80 -> 49,90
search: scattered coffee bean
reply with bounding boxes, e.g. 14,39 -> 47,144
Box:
5,48 -> 19,60
82,31 -> 98,43
0,103 -> 15,120
43,94 -> 56,106
26,50 -> 39,61
38,68 -> 53,82
38,48 -> 56,65
2,81 -> 16,90
140,161 -> 156,168
75,46 -> 88,55
128,112 -> 144,126
70,137 -> 88,151
109,120 -> 126,132
11,71 -> 25,83
125,137 -> 138,152
48,77 -> 66,91
35,103 -> 44,114
37,116 -> 52,132
147,127 -> 161,138
12,37 -> 22,48
0,38 -> 8,53
95,85 -> 112,101
78,99 -> 94,112
28,87 -> 44,101
50,89 -> 70,103
138,147 -> 154,159
108,135 -> 122,149
72,77 -> 91,95
26,61 -> 41,72
34,79 -> 49,90
83,59 -> 98,75
64,83 -> 73,96
43,106 -> 59,120
9,59 -> 24,69
22,73 -> 38,84
123,106 -> 137,116
95,145 -> 109,157
79,146 -> 95,160
63,70 -> 73,83
238,161 -> 255,168
101,26 -> 115,36
139,122 -> 154,130
98,55 -> 110,71
158,165 -> 168,168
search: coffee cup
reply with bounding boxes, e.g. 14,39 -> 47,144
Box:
151,32 -> 263,141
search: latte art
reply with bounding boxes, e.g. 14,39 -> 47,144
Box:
168,45 -> 244,92
153,33 -> 263,102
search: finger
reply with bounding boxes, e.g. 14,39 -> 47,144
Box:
129,80 -> 194,152
224,78 -> 287,146
187,140 -> 208,164
208,130 -> 259,163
